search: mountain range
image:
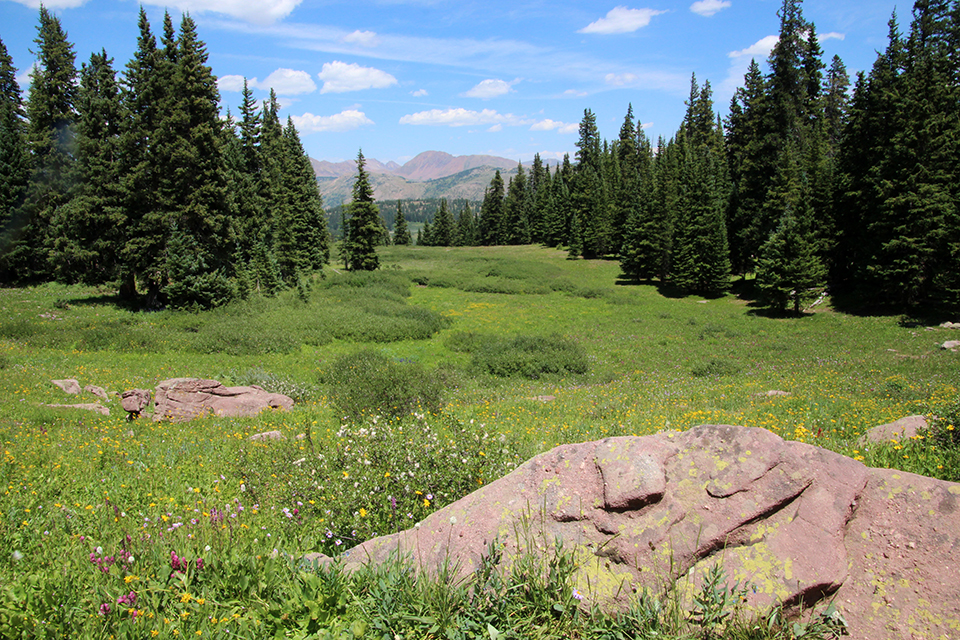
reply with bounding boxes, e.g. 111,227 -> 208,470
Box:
311,150 -> 526,205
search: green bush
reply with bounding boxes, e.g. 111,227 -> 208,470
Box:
690,358 -> 741,378
324,350 -> 445,421
468,334 -> 589,379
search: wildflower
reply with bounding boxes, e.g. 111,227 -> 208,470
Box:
359,508 -> 367,517
572,588 -> 584,600
99,603 -> 111,616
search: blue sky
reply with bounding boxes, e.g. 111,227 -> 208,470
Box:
2,0 -> 900,165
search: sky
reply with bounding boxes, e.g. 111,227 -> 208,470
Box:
1,0 -> 903,166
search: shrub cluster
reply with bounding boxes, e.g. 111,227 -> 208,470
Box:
323,350 -> 445,421
446,332 -> 589,379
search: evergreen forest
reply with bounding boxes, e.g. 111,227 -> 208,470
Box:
2,0 -> 959,314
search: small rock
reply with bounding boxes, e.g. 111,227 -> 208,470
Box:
862,415 -> 927,444
43,402 -> 109,416
760,390 -> 791,397
535,395 -> 556,402
250,430 -> 285,442
84,385 -> 109,400
940,340 -> 960,351
52,379 -> 82,395
120,389 -> 152,419
939,321 -> 960,329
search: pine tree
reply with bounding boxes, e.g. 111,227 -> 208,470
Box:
393,201 -> 411,245
0,36 -> 30,269
344,149 -> 381,270
502,162 -> 530,244
160,13 -> 234,308
52,50 -> 125,285
6,7 -> 78,284
478,170 -> 505,245
527,153 -> 548,242
543,165 -> 570,248
455,202 -> 477,246
117,7 -> 163,299
432,198 -> 455,246
619,117 -> 662,281
572,109 -> 609,257
756,198 -> 826,315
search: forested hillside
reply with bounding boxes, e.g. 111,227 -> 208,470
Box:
0,8 -> 329,308
409,0 -> 960,314
1,0 -> 958,313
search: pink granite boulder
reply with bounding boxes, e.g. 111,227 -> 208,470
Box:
152,378 -> 294,422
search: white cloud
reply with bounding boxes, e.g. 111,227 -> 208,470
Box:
819,31 -> 845,42
605,72 -> 639,86
140,0 -> 302,24
217,74 -> 247,92
563,89 -> 588,97
218,69 -> 316,95
342,30 -> 380,47
463,78 -> 518,99
291,109 -> 373,133
15,63 -> 38,89
578,6 -> 666,35
729,34 -> 778,60
640,121 -> 653,130
530,119 -> 578,134
256,68 -> 317,94
487,124 -> 503,132
399,108 -> 527,127
317,61 -> 398,93
719,35 -> 777,100
410,89 -> 429,97
690,0 -> 730,17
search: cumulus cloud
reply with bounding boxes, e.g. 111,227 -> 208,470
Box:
140,0 -> 302,24
15,63 -> 38,89
563,89 -> 588,97
399,108 -> 527,127
718,34 -> 778,100
218,69 -> 316,95
342,30 -> 380,47
463,78 -> 518,99
604,72 -> 639,86
819,31 -> 845,42
729,34 -> 779,60
317,61 -> 398,93
256,68 -> 317,94
487,124 -> 503,132
530,119 -> 578,134
578,6 -> 666,34
690,0 -> 730,17
290,109 -> 373,133
410,89 -> 429,97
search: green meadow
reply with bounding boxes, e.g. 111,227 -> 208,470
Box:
1,245 -> 958,639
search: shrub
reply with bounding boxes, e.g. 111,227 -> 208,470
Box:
324,350 -> 445,421
468,334 -> 589,379
690,358 -> 741,378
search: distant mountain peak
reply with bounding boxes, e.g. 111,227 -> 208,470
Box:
311,150 -> 517,182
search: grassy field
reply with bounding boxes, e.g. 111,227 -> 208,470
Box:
1,245 -> 958,638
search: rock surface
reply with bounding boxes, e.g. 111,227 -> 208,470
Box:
51,379 -> 81,395
120,389 -> 152,417
84,384 -> 109,400
152,378 -> 294,422
863,414 -> 927,444
941,340 -> 960,351
43,402 -> 109,416
324,425 -> 960,640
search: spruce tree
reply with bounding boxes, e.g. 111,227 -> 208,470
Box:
478,170 -> 505,245
393,201 -> 411,245
757,200 -> 826,315
502,163 -> 530,244
432,198 -> 455,247
344,149 -> 381,270
8,7 -> 78,284
455,202 -> 477,246
52,50 -> 124,285
0,36 -> 30,273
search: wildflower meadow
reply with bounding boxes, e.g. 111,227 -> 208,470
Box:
1,245 -> 957,638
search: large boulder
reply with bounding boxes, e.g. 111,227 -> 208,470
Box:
862,414 -> 927,444
153,378 -> 294,422
322,425 -> 960,640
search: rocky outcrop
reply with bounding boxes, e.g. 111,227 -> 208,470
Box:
43,402 -> 109,416
863,414 -> 927,444
51,379 -> 82,395
323,425 -> 960,640
120,389 -> 152,418
152,378 -> 293,422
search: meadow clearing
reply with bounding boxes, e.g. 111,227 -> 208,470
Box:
1,245 -> 957,639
